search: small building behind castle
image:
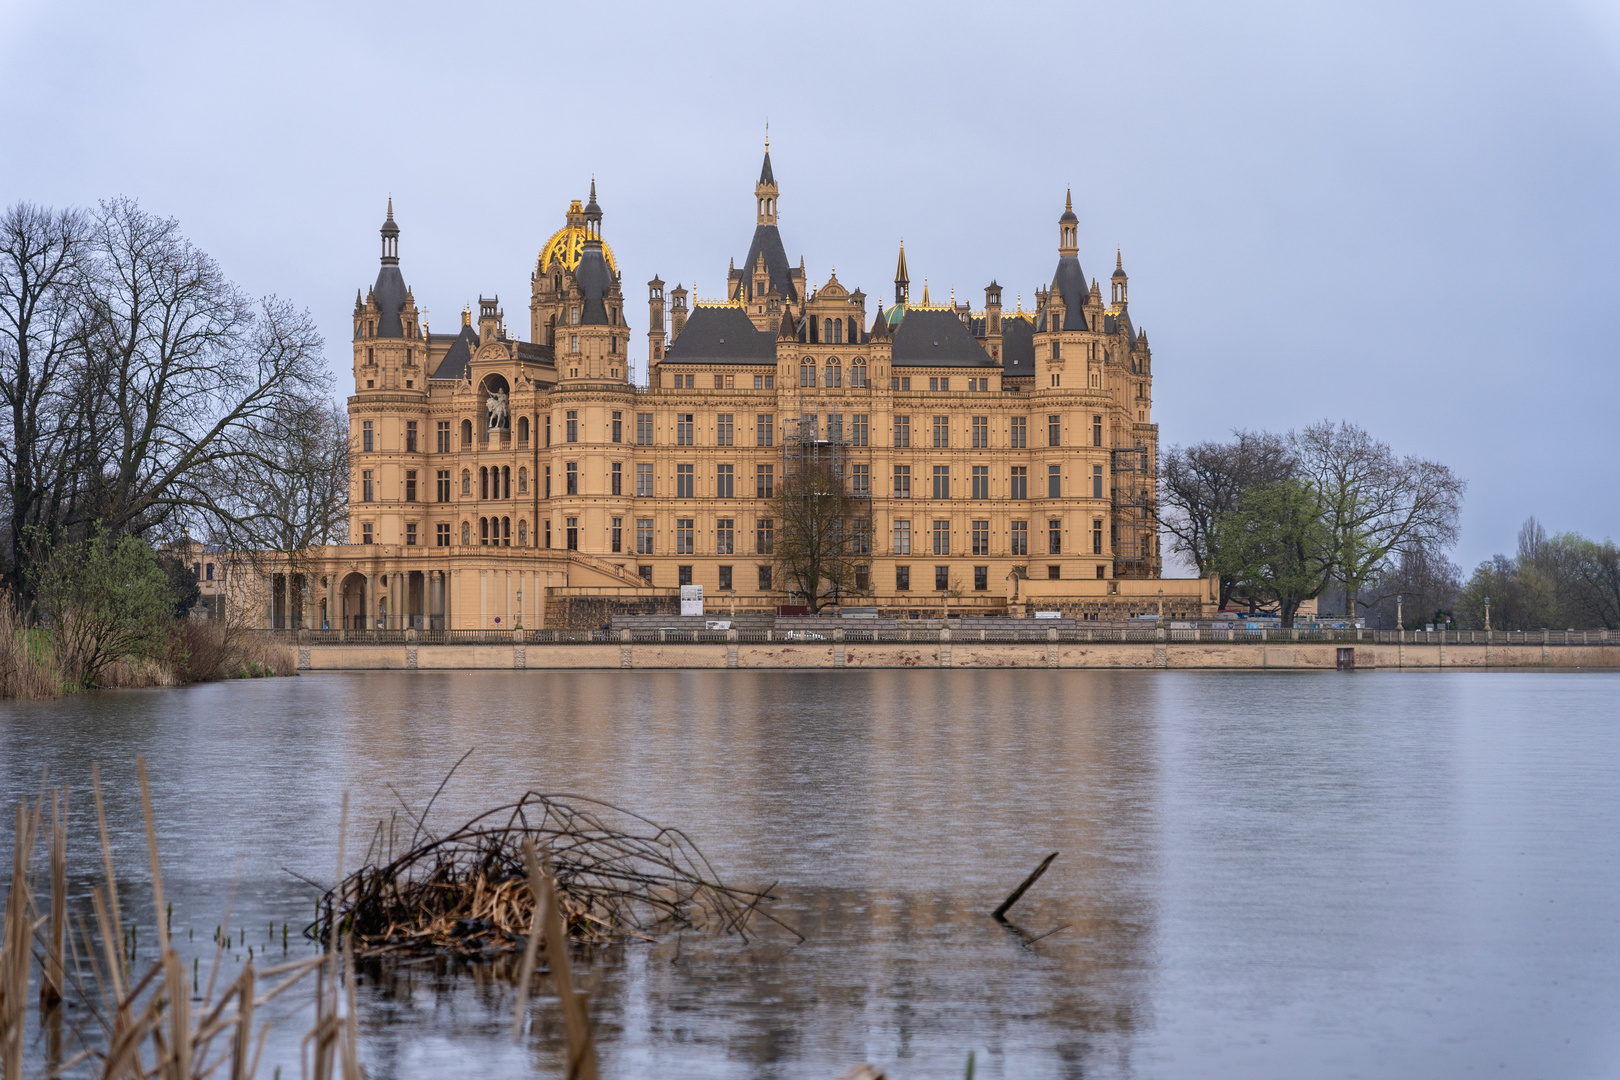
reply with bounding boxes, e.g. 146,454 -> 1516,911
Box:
247,148 -> 1217,629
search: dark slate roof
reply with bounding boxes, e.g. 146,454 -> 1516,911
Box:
576,242 -> 613,325
891,309 -> 997,368
429,326 -> 479,380
737,224 -> 797,303
661,305 -> 778,365
759,150 -> 775,185
516,340 -> 555,365
1104,309 -> 1138,346
1001,316 -> 1035,379
1037,255 -> 1089,332
372,263 -> 408,338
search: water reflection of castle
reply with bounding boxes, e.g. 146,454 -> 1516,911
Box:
255,147 -> 1219,630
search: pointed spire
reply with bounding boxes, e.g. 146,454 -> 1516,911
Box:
1113,248 -> 1127,278
893,241 -> 910,304
922,279 -> 930,306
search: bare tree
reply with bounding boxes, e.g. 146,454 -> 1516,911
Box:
1159,430 -> 1292,608
1292,420 -> 1464,626
771,456 -> 867,613
0,204 -> 90,604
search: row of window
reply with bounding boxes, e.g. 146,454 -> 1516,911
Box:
358,413 -> 1113,453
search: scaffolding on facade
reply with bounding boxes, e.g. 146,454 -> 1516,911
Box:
1110,440 -> 1160,580
782,396 -> 874,604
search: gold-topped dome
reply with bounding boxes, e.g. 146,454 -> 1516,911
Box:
537,199 -> 618,275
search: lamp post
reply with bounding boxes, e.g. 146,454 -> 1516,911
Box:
1484,595 -> 1491,633
1396,594 -> 1404,632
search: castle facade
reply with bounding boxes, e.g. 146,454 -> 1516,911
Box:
296,150 -> 1207,630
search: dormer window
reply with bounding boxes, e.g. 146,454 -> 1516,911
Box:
571,307 -> 579,325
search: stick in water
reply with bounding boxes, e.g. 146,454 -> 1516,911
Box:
992,852 -> 1059,922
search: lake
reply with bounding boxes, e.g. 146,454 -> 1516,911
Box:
2,669 -> 1618,1078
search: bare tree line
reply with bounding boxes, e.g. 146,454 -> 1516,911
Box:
0,198 -> 347,612
1160,421 -> 1466,627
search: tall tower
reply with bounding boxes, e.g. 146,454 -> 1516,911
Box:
1059,188 -> 1079,256
757,139 -> 778,226
1111,249 -> 1128,308
893,242 -> 910,305
647,276 -> 666,367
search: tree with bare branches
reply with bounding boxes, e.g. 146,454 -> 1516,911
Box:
1159,430 -> 1292,608
770,456 -> 868,613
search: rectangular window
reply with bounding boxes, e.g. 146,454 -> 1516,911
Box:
895,565 -> 910,591
932,415 -> 949,448
851,414 -> 868,446
637,518 -> 654,554
436,523 -> 450,547
716,518 -> 734,555
566,516 -> 578,550
436,420 -> 450,453
677,413 -> 694,445
566,462 -> 579,495
1048,564 -> 1062,580
893,465 -> 911,499
545,520 -> 551,547
935,565 -> 950,591
570,334 -> 578,354
929,377 -> 950,392
612,411 -> 623,443
972,466 -> 989,500
405,421 -> 417,453
974,565 -> 988,590
972,416 -> 988,448
1011,520 -> 1028,556
361,470 -> 374,502
405,522 -> 417,545
639,564 -> 653,584
545,416 -> 551,446
932,521 -> 950,556
545,466 -> 551,498
1010,466 -> 1028,500
611,462 -> 622,496
893,520 -> 911,555
361,523 -> 373,544
1048,415 -> 1061,446
1093,518 -> 1104,554
362,420 -> 374,453
405,470 -> 417,502
717,464 -> 734,499
636,463 -> 654,497
637,412 -> 653,444
756,464 -> 774,498
756,518 -> 774,554
1011,416 -> 1027,448
972,519 -> 990,556
718,564 -> 733,590
566,410 -> 578,443
894,415 -> 910,447
717,413 -> 733,446
756,414 -> 774,447
611,516 -> 623,553
1049,519 -> 1062,555
1093,415 -> 1103,447
436,470 -> 450,502
758,564 -> 773,590
1093,464 -> 1104,499
676,518 -> 694,554
676,464 -> 694,498
852,464 -> 869,496
854,565 -> 869,591
932,465 -> 950,500
1048,465 -> 1062,499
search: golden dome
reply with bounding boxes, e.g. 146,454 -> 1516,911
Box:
537,200 -> 617,275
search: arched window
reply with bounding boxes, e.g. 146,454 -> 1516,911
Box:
800,359 -> 815,387
460,521 -> 470,545
461,419 -> 472,446
518,467 -> 528,494
480,517 -> 489,545
518,416 -> 530,444
823,319 -> 833,344
480,467 -> 489,500
502,517 -> 511,546
851,356 -> 867,388
847,318 -> 857,343
825,358 -> 841,388
461,469 -> 470,495
835,320 -> 844,344
502,466 -> 511,498
518,519 -> 528,546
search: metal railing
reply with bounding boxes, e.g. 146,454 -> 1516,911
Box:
278,626 -> 1615,647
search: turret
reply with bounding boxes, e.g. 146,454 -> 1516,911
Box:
893,242 -> 910,305
1059,188 -> 1078,257
1111,249 -> 1128,307
984,281 -> 1003,360
756,139 -> 778,226
648,276 -> 666,365
669,284 -> 688,341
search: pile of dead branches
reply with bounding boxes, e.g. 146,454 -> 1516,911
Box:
316,792 -> 794,958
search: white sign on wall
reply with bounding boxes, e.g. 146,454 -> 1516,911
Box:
680,585 -> 704,617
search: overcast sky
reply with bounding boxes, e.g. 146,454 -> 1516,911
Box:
3,0 -> 1617,571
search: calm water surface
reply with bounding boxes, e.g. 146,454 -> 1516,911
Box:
2,669 -> 1618,1079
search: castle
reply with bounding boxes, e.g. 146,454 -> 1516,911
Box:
279,148 -> 1213,630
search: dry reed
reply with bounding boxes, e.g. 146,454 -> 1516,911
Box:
318,791 -> 797,959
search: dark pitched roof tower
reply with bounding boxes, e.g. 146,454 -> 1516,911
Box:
737,146 -> 797,303
1042,189 -> 1088,332
372,198 -> 409,338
